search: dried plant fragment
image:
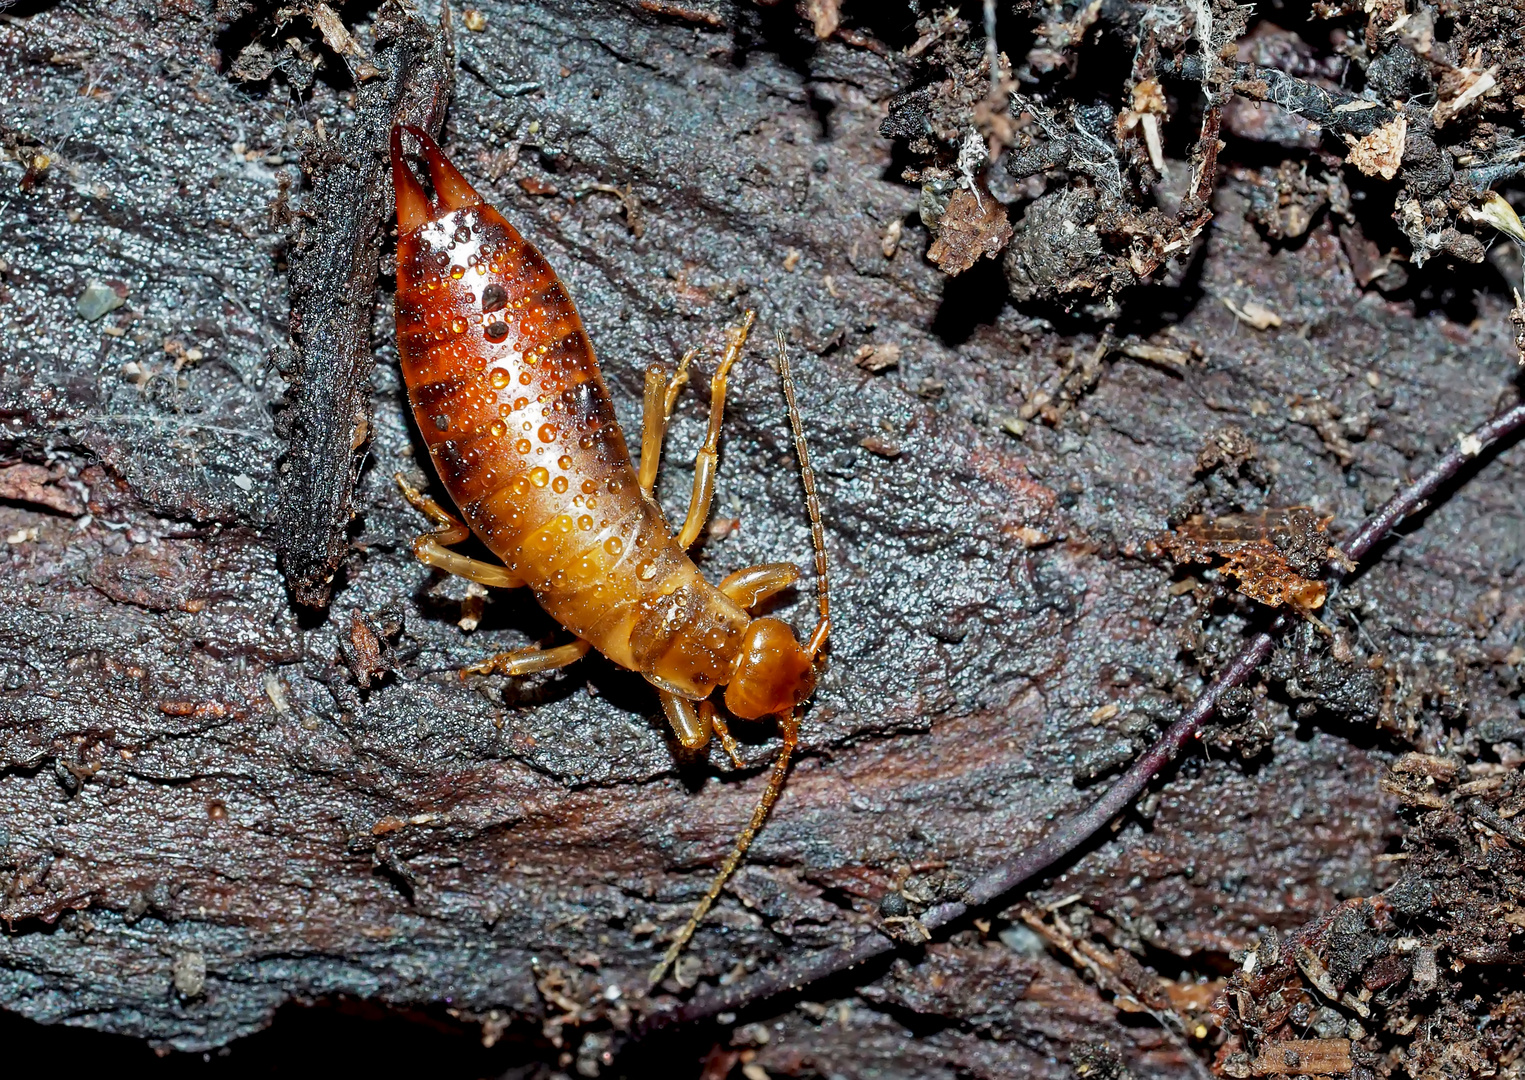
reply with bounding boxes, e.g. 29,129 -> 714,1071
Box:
926,187 -> 1012,275
853,342 -> 900,372
1249,1037 -> 1353,1075
801,0 -> 841,39
1343,114 -> 1407,180
1432,64 -> 1496,127
1151,508 -> 1335,618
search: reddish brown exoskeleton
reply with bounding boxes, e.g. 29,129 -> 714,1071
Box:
388,126 -> 829,984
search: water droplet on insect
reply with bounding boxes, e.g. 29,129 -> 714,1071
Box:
490,420 -> 506,438
529,467 -> 550,487
585,497 -> 597,509
519,371 -> 532,384
450,265 -> 466,279
432,414 -> 450,431
490,368 -> 510,389
552,476 -> 568,494
558,455 -> 573,470
556,515 -> 573,533
604,537 -> 622,556
451,317 -> 468,335
516,438 -> 532,454
538,423 -> 557,443
454,225 -> 471,243
485,321 -> 510,343
579,435 -> 595,450
581,479 -> 597,494
637,561 -> 657,581
577,514 -> 592,530
513,397 -> 528,411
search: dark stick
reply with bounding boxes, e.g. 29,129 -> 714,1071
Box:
275,4 -> 454,607
642,399 -> 1525,1031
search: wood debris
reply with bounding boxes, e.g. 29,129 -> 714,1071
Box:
802,0 -> 842,39
1150,508 -> 1335,618
1342,114 -> 1407,180
926,187 -> 1012,275
1248,1038 -> 1353,1075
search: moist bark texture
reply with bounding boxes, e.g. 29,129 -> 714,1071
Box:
1,1 -> 1523,1076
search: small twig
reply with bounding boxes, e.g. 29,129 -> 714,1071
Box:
640,397 -> 1525,1032
458,53 -> 540,98
982,0 -> 999,100
1158,56 -> 1397,141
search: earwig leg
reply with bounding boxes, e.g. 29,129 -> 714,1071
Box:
462,638 -> 591,678
638,350 -> 698,497
676,310 -> 756,549
659,692 -> 744,768
649,709 -> 800,988
413,536 -> 524,589
717,562 -> 800,611
397,472 -> 471,545
397,473 -> 524,589
706,708 -> 747,770
659,689 -> 711,751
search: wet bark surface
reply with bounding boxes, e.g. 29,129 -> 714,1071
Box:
2,1 -> 1523,1076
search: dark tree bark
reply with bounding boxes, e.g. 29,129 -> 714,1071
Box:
2,1 -> 1523,1076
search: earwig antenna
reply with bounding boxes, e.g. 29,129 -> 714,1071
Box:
648,711 -> 800,988
647,329 -> 831,990
775,330 -> 830,656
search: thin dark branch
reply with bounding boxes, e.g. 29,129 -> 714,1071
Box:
641,398 -> 1525,1032
1158,57 -> 1397,139
274,4 -> 455,607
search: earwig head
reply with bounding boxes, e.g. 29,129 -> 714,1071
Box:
389,124 -> 483,234
724,617 -> 815,720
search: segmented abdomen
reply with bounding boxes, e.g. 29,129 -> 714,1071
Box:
395,204 -> 748,693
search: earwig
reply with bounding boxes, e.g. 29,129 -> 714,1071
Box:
387,126 -> 830,987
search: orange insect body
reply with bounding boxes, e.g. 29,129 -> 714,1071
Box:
392,128 -> 813,720
389,127 -> 829,984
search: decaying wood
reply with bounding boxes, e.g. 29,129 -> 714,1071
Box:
3,0 -> 1525,1075
275,1 -> 454,606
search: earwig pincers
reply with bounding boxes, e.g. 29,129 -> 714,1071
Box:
388,126 -> 830,986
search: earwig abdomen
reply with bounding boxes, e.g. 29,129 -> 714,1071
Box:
395,201 -> 750,696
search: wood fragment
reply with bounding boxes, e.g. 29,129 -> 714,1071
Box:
1250,1039 -> 1353,1076
1343,115 -> 1407,180
275,3 -> 454,607
926,188 -> 1012,275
